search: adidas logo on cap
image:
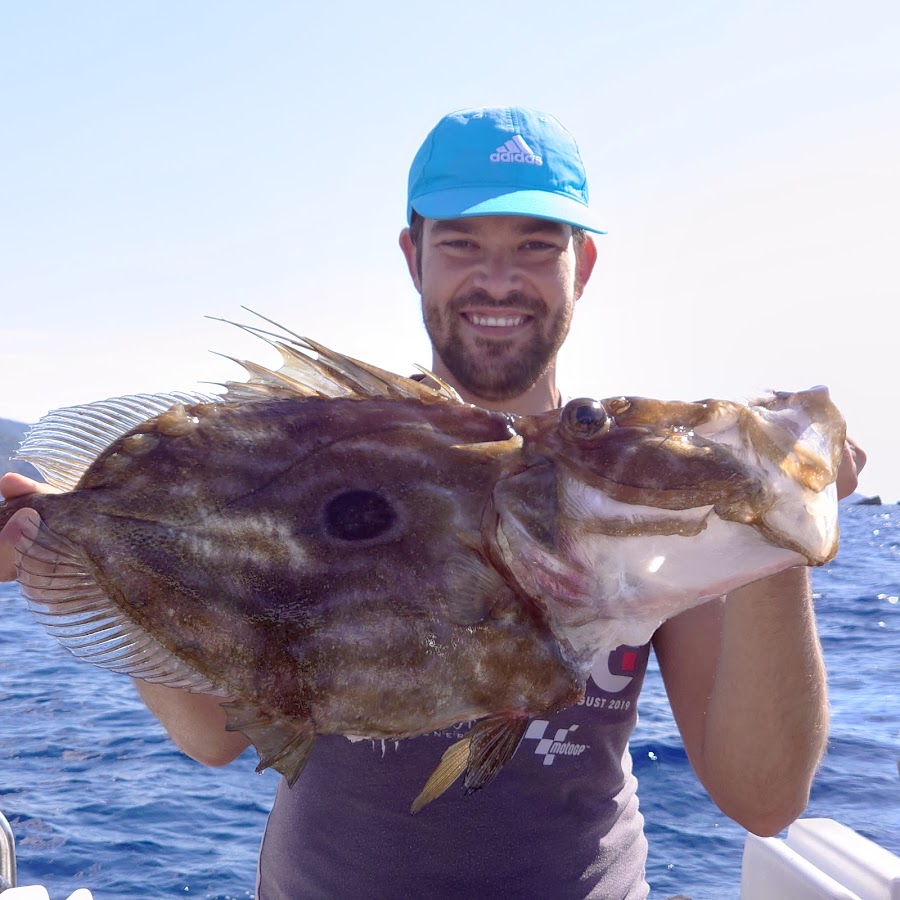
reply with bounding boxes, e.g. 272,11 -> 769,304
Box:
490,135 -> 542,165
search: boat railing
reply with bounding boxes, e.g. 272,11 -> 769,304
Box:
0,810 -> 15,891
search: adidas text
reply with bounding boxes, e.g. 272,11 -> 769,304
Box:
490,136 -> 542,165
490,149 -> 542,164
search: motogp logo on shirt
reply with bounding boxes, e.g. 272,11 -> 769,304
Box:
522,721 -> 587,765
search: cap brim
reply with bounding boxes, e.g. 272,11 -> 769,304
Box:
410,187 -> 606,234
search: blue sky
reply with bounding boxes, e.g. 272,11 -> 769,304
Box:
1,1 -> 897,501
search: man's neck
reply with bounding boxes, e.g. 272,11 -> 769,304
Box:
429,359 -> 562,416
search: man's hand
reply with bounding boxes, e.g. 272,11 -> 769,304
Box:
0,473 -> 53,582
836,436 -> 867,500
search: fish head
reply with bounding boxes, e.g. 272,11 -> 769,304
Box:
514,396 -> 768,513
493,390 -> 845,659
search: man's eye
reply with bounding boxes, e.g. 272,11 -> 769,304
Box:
442,239 -> 476,249
522,241 -> 559,251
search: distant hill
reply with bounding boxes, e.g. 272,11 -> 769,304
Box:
0,417 -> 44,481
841,491 -> 893,506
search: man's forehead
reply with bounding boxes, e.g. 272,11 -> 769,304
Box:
427,216 -> 573,237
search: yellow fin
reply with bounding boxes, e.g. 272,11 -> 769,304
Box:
411,734 -> 472,814
410,714 -> 530,813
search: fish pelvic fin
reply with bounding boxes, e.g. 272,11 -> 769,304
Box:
410,734 -> 472,814
462,715 -> 529,794
410,715 -> 529,814
222,701 -> 316,787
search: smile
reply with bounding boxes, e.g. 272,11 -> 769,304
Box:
465,313 -> 530,328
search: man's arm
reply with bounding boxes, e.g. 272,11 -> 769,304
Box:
134,681 -> 250,766
652,437 -> 865,836
653,567 -> 827,836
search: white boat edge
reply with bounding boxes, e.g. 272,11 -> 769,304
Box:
2,810 -> 899,898
741,817 -> 900,899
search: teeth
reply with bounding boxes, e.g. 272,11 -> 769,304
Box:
468,313 -> 527,327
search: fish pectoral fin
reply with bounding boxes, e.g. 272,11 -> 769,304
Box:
442,553 -> 511,625
410,734 -> 472,814
410,715 -> 529,814
222,701 -> 316,786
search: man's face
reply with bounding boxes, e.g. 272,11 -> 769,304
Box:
408,216 -> 592,403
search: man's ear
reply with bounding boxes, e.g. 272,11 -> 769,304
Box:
574,235 -> 598,300
399,228 -> 422,293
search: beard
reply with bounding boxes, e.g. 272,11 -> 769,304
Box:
422,288 -> 573,402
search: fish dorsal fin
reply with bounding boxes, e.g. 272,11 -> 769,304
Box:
18,519 -> 226,695
16,391 -> 216,491
211,311 -> 463,404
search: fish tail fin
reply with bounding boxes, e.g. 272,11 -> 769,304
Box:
16,515 -> 226,693
410,715 -> 529,813
222,701 -> 317,786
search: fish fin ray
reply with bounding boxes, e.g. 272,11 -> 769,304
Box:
222,701 -> 316,786
17,391 -> 217,490
410,734 -> 473,814
462,715 -> 530,795
213,312 -> 462,404
410,715 -> 529,812
449,435 -> 524,457
17,520 -> 225,694
442,553 -> 509,625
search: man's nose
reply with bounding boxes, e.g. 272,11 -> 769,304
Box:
471,250 -> 522,296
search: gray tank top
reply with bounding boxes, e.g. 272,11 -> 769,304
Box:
256,642 -> 651,899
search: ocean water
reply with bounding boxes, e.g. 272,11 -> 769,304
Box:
0,504 -> 897,899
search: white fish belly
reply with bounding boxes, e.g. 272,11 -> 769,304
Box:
500,491 -> 808,658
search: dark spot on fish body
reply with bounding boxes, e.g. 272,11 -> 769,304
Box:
324,490 -> 397,541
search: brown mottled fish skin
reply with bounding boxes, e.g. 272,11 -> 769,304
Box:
1,394 -> 586,801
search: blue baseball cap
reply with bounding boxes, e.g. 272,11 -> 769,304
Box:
407,105 -> 605,233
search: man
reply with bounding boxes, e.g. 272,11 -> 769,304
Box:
0,106 -> 866,898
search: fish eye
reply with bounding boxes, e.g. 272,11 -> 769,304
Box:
560,398 -> 610,441
324,490 -> 397,541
